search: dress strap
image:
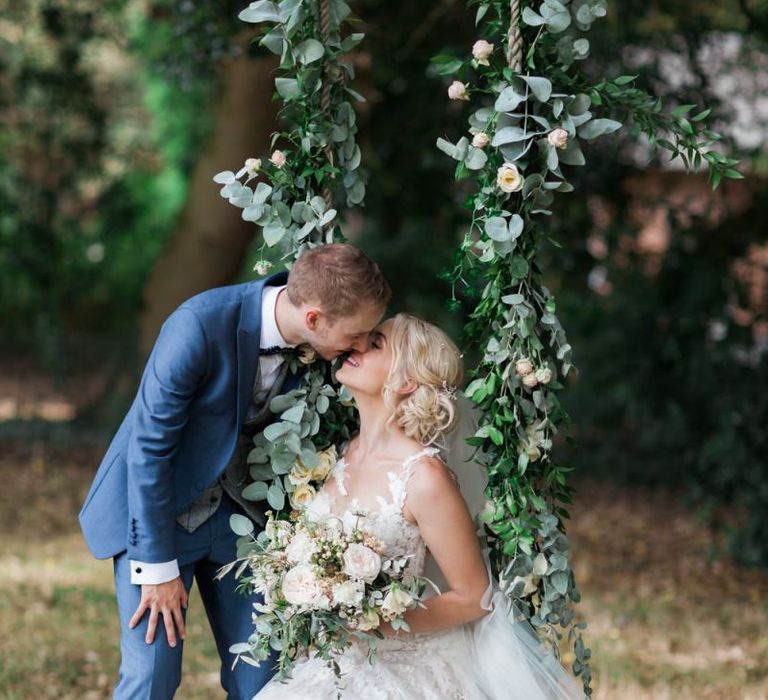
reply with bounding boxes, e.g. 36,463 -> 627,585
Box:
390,447 -> 441,509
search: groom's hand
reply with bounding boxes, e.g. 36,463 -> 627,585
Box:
129,576 -> 189,647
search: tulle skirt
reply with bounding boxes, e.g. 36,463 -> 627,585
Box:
254,590 -> 584,699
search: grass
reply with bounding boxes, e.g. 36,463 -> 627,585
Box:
0,440 -> 766,699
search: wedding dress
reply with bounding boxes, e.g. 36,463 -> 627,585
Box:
255,446 -> 585,699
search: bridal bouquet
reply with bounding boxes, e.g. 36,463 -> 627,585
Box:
222,511 -> 427,679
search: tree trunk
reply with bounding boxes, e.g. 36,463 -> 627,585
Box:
138,44 -> 279,355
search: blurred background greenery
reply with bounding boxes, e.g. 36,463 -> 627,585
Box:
0,1 -> 767,697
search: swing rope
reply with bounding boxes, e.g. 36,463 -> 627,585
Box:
319,0 -> 334,214
507,0 -> 523,72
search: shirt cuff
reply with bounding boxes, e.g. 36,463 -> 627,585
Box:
129,559 -> 180,585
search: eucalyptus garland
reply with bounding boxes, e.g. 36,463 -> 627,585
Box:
433,0 -> 739,693
213,0 -> 364,514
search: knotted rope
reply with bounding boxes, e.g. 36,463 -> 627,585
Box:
507,0 -> 523,72
319,0 -> 334,214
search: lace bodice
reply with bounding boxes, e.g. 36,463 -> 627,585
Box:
305,447 -> 441,578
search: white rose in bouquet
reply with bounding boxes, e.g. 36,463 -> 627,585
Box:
343,543 -> 382,583
332,579 -> 365,608
281,564 -> 325,607
288,460 -> 313,485
381,587 -> 413,619
285,530 -> 316,564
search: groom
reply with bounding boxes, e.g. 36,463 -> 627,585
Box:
79,243 -> 390,699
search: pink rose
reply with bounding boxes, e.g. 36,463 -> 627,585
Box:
547,128 -> 569,150
472,132 -> 490,149
472,39 -> 494,66
522,372 -> 539,388
515,358 -> 534,376
270,150 -> 287,168
448,80 -> 470,101
343,543 -> 382,583
281,564 -> 325,607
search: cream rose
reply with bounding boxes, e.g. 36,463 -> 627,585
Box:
547,128 -> 569,150
496,162 -> 524,193
253,260 -> 273,276
281,564 -> 323,607
311,446 -> 337,481
298,345 -> 317,365
343,543 -> 382,583
355,609 -> 380,631
270,149 -> 286,168
534,367 -> 552,384
522,372 -> 539,388
472,39 -> 494,66
285,530 -> 316,564
515,358 -> 534,376
290,483 -> 317,508
288,461 -> 313,486
472,131 -> 490,149
332,579 -> 365,608
447,80 -> 470,101
381,587 -> 413,619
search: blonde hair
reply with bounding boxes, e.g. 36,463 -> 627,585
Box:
287,244 -> 391,320
383,313 -> 464,446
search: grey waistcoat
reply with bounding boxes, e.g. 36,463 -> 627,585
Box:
176,361 -> 289,532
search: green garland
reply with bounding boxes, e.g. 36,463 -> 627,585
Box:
433,0 -> 739,693
213,0 -> 363,513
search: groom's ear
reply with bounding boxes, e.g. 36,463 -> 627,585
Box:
305,308 -> 321,331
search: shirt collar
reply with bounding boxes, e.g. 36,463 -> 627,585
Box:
260,284 -> 293,349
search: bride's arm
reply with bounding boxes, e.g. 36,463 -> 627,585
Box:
393,456 -> 490,635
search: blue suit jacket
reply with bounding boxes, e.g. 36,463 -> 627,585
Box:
79,273 -> 301,562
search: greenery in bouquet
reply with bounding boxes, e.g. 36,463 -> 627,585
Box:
218,510 -> 428,680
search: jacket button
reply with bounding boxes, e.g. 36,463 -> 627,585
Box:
135,567 -> 142,574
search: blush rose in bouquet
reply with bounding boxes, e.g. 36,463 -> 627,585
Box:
218,511 -> 429,680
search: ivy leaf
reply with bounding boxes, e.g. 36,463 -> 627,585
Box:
296,39 -> 325,65
230,514 -> 255,536
239,1 -> 280,24
578,118 -> 622,140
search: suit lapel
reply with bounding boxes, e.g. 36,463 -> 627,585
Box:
235,271 -> 289,428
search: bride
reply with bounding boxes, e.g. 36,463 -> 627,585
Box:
255,313 -> 584,699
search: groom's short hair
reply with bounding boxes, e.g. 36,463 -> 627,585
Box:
287,243 -> 391,319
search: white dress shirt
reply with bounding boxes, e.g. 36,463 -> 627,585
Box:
129,284 -> 292,585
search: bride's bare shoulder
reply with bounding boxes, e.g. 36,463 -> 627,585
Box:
407,453 -> 460,500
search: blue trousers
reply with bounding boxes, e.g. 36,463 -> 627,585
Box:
113,495 -> 274,699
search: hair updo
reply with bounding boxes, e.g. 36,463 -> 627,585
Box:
383,313 -> 464,446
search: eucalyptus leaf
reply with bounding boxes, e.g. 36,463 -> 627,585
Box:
578,118 -> 622,140
495,86 -> 526,112
239,1 -> 280,24
296,39 -> 325,65
465,147 -> 488,170
230,514 -> 255,536
242,481 -> 269,501
521,76 -> 552,103
267,483 -> 286,511
275,78 -> 300,100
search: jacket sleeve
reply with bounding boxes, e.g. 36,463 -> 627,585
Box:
126,307 -> 208,563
